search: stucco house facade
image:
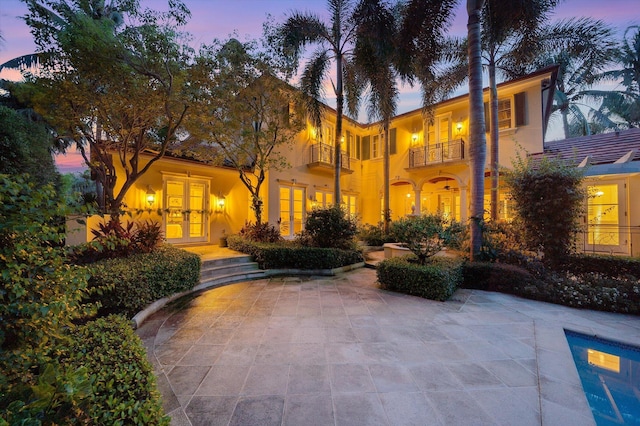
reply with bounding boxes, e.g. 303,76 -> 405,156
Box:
68,65 -> 640,257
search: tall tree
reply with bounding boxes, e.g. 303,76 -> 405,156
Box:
352,0 -> 398,234
182,39 -> 304,224
597,25 -> 640,129
467,0 -> 486,261
528,18 -> 617,138
480,0 -> 561,221
25,0 -> 194,216
271,0 -> 358,203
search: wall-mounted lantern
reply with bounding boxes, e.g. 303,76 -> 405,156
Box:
216,193 -> 226,213
146,185 -> 156,207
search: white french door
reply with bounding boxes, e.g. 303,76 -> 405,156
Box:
164,178 -> 209,244
584,181 -> 628,254
280,186 -> 305,238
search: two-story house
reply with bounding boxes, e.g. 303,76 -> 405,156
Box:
68,66 -> 564,249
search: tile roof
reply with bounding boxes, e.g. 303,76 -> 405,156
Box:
541,128 -> 640,165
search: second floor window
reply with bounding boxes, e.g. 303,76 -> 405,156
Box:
372,135 -> 381,158
498,99 -> 512,129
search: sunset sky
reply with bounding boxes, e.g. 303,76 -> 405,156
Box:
0,0 -> 637,173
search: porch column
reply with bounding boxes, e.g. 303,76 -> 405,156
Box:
414,189 -> 421,215
460,185 -> 468,222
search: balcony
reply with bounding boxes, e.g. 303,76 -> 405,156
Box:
409,139 -> 465,169
308,142 -> 353,173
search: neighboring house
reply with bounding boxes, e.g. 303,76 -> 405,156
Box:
68,66 -> 562,247
539,128 -> 640,256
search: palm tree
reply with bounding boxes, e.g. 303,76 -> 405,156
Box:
351,0 -> 398,234
467,0 -> 486,261
528,18 -> 617,138
274,0 -> 358,202
597,25 -> 640,129
480,0 -> 561,221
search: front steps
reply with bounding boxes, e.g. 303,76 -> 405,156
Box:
194,255 -> 268,292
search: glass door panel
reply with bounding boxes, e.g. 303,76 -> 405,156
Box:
166,180 -> 185,240
279,187 -> 291,236
280,186 -> 304,238
293,188 -> 304,234
189,183 -> 205,238
585,182 -> 628,254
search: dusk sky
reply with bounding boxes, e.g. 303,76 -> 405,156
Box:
0,0 -> 637,173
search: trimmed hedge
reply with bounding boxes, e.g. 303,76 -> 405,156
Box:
88,245 -> 200,318
377,256 -> 463,301
558,253 -> 640,277
69,315 -> 169,425
228,235 -> 364,269
462,261 -> 640,314
462,262 -> 538,292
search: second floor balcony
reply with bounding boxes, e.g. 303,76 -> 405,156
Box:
409,139 -> 465,169
308,142 -> 353,173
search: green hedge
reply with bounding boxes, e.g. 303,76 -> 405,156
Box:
558,253 -> 640,277
462,261 -> 639,314
228,235 -> 363,269
69,315 -> 169,425
377,256 -> 463,301
462,261 -> 539,292
88,245 -> 200,318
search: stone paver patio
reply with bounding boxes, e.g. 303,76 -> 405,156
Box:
136,267 -> 640,426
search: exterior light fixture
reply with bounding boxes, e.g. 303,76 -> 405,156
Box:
217,195 -> 226,210
456,121 -> 463,133
411,133 -> 418,144
146,185 -> 156,207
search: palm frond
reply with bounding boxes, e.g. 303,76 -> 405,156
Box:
300,50 -> 331,129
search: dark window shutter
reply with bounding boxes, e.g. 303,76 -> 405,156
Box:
346,130 -> 351,156
389,128 -> 397,155
514,92 -> 526,126
356,135 -> 361,159
484,102 -> 490,133
362,135 -> 370,160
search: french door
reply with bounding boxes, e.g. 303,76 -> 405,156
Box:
280,186 -> 305,238
585,181 -> 628,254
164,178 -> 208,244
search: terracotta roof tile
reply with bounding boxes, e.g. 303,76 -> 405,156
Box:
540,128 -> 640,165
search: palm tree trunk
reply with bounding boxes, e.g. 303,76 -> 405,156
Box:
383,119 -> 390,234
334,53 -> 343,204
488,57 -> 499,222
467,0 -> 487,261
562,109 -> 570,139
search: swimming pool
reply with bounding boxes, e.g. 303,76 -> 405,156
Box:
565,329 -> 640,425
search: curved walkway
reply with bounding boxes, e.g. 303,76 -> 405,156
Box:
136,268 -> 640,426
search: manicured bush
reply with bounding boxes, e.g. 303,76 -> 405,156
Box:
389,214 -> 446,264
68,315 -> 170,425
357,223 -> 395,246
558,253 -> 640,277
462,261 -> 539,292
88,245 -> 201,318
377,256 -> 463,301
301,206 -> 358,249
504,151 -> 585,265
228,235 -> 363,269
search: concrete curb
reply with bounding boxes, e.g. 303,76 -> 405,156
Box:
130,261 -> 366,329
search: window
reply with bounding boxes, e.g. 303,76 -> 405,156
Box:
426,116 -> 451,144
314,190 -> 333,209
322,124 -> 334,145
347,131 -> 359,159
372,134 -> 381,158
498,99 -> 512,129
587,184 -> 620,246
342,195 -> 357,218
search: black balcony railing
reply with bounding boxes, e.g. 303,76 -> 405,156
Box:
409,139 -> 465,168
309,142 -> 351,170
576,224 -> 640,257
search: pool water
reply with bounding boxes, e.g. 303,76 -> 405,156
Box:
565,330 -> 640,425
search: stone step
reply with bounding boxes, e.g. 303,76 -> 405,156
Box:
201,254 -> 254,268
200,262 -> 260,279
195,269 -> 269,292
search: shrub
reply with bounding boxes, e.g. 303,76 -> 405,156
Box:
441,220 -> 466,250
358,222 -> 394,246
0,175 -> 95,424
228,235 -> 363,269
68,315 -> 169,425
462,261 -> 539,292
239,221 -> 282,243
88,245 -> 201,318
70,218 -> 165,264
558,253 -> 640,277
377,256 -> 463,301
504,150 -> 585,265
302,206 -> 357,249
389,214 -> 446,264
